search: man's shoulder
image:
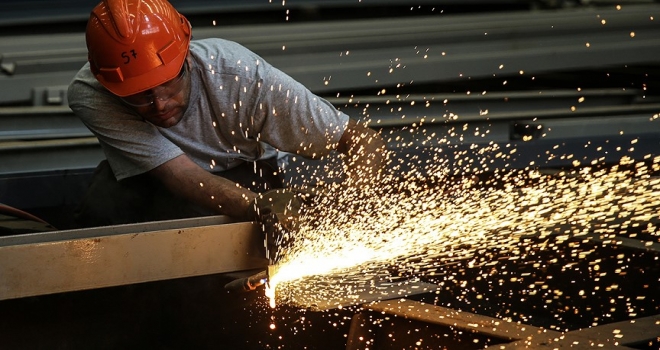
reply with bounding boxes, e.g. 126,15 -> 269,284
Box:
69,62 -> 98,87
67,62 -> 109,107
191,38 -> 263,63
190,38 -> 251,56
190,38 -> 265,77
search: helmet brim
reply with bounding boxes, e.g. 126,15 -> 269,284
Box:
98,50 -> 188,97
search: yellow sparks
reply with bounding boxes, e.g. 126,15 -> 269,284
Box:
266,154 -> 660,309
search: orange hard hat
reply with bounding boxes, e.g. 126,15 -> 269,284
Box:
86,0 -> 191,97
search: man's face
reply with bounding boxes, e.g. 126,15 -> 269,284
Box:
121,62 -> 191,128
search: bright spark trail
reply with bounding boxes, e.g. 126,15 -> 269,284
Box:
267,135 -> 660,311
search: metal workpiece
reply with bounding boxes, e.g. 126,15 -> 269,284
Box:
0,216 -> 268,301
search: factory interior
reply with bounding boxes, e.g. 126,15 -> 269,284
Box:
1,0 -> 660,349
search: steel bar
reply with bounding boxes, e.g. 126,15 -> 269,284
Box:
0,216 -> 267,300
0,136 -> 103,175
0,105 -> 91,141
330,89 -> 646,125
380,111 -> 660,145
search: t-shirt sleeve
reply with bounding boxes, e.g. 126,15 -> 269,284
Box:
67,65 -> 184,180
247,55 -> 350,159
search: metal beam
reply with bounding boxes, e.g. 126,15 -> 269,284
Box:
345,298 -> 561,350
0,105 -> 91,140
0,137 -> 103,174
0,216 -> 268,300
329,88 -> 642,124
364,299 -> 560,342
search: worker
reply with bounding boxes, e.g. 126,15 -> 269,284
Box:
68,0 -> 388,229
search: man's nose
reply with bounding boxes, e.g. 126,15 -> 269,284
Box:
152,96 -> 168,111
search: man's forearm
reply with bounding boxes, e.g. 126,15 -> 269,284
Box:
150,155 -> 257,220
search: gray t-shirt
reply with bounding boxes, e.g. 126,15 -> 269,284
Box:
68,38 -> 349,180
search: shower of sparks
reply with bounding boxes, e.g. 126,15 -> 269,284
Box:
267,132 -> 660,311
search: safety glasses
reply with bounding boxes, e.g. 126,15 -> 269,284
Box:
120,64 -> 188,107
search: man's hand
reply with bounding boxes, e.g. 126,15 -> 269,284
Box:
337,118 -> 390,188
251,188 -> 313,263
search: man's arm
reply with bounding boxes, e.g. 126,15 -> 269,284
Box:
149,154 -> 257,220
337,118 -> 389,184
148,119 -> 387,220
